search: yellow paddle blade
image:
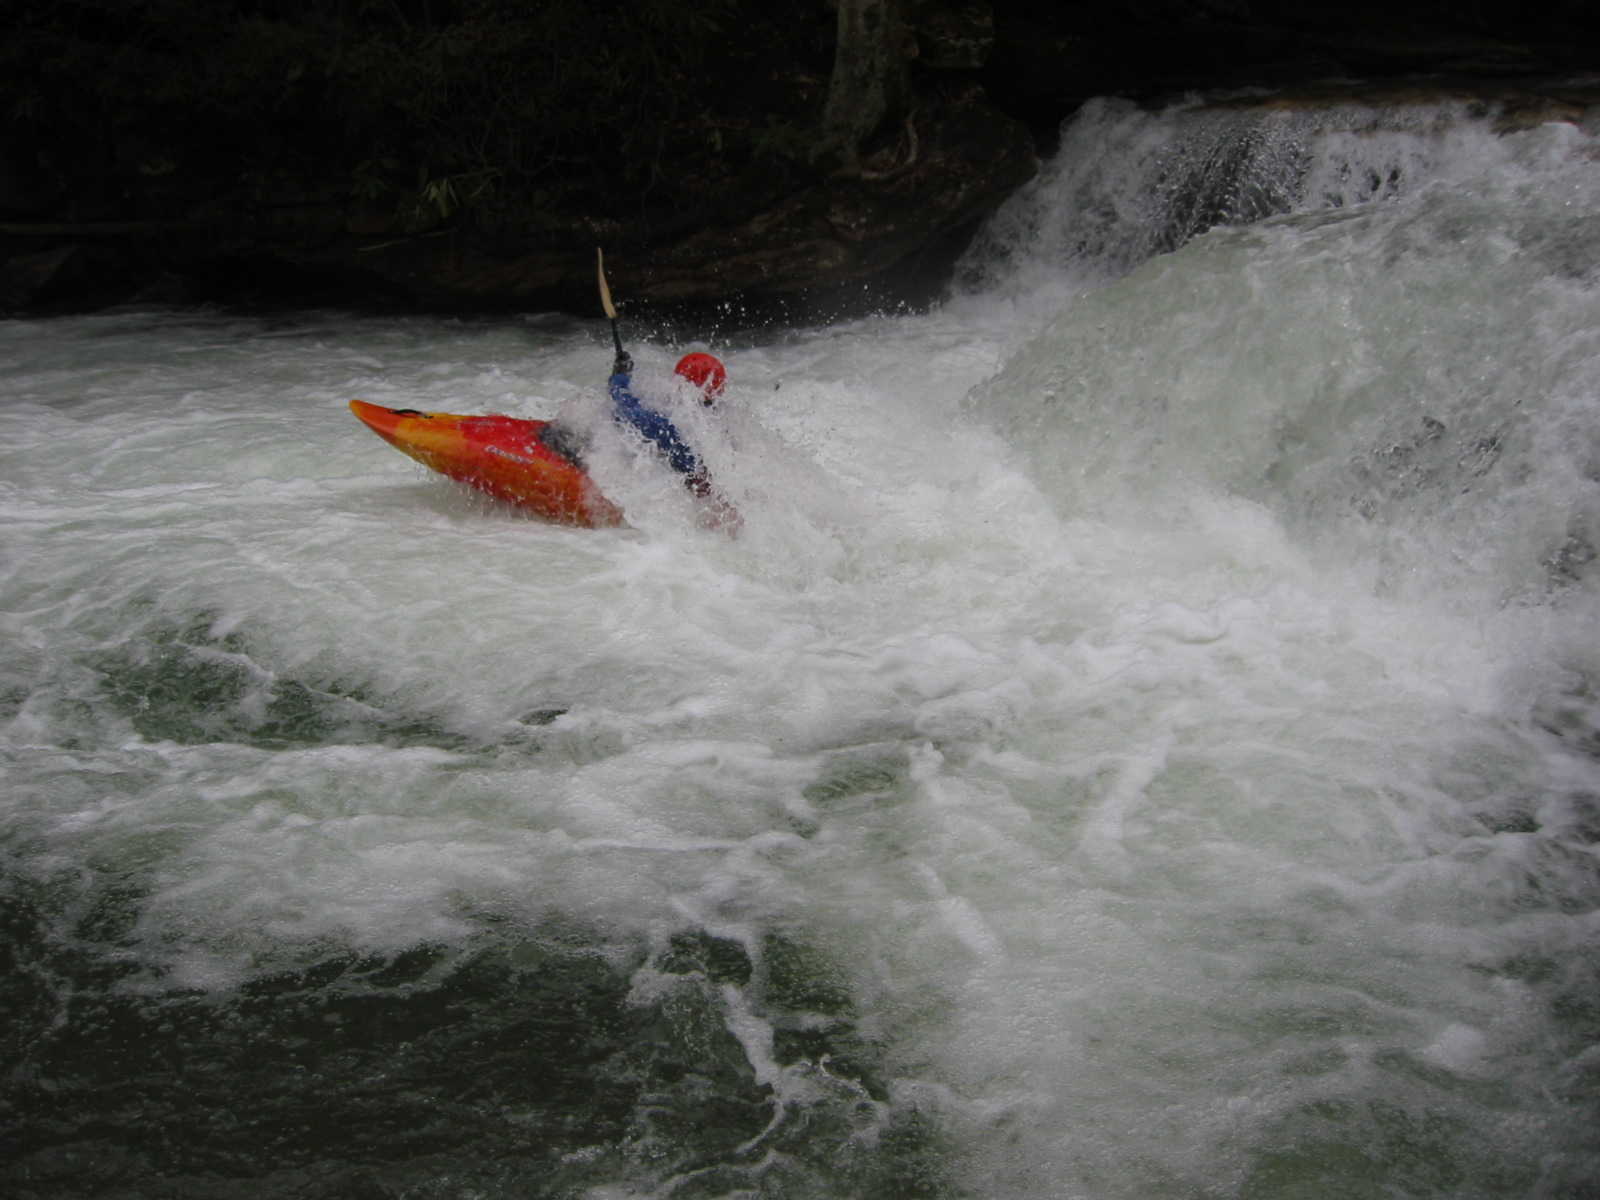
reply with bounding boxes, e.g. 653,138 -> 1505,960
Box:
596,247 -> 617,320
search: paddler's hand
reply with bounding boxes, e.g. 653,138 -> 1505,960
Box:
687,469 -> 742,535
698,493 -> 743,536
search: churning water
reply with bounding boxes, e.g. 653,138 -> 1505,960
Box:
3,95 -> 1598,1198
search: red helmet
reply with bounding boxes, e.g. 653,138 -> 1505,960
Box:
674,352 -> 727,400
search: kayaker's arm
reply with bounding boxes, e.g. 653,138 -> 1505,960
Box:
609,373 -> 702,477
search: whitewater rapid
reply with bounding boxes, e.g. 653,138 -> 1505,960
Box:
3,94 -> 1598,1198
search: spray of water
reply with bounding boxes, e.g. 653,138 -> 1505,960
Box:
2,95 -> 1598,1198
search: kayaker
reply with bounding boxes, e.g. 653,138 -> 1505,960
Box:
608,349 -> 726,498
539,348 -> 740,529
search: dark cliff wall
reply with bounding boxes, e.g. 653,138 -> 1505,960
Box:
990,2 -> 1600,107
1,1 -> 1595,316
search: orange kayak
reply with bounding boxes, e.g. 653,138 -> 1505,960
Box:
349,399 -> 624,528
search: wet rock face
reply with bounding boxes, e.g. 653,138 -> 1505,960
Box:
301,76 -> 1037,318
2,0 -> 1596,315
986,0 -> 1600,120
615,82 -> 1039,305
278,3 -> 1039,316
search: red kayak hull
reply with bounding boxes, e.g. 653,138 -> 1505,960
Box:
350,399 -> 624,528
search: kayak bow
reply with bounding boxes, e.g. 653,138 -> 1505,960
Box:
349,399 -> 624,528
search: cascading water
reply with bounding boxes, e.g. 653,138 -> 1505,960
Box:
3,93 -> 1597,1198
969,98 -> 1600,610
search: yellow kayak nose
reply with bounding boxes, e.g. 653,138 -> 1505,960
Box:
348,399 -> 624,528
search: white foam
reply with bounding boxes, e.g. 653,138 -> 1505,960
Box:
3,97 -> 1598,1197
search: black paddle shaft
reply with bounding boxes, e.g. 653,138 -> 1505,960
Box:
596,248 -> 628,369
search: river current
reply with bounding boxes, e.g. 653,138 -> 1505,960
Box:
3,96 -> 1598,1198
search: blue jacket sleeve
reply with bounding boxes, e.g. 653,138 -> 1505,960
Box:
609,373 -> 702,476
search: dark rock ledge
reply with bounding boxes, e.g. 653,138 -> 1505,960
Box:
1,1 -> 1596,319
